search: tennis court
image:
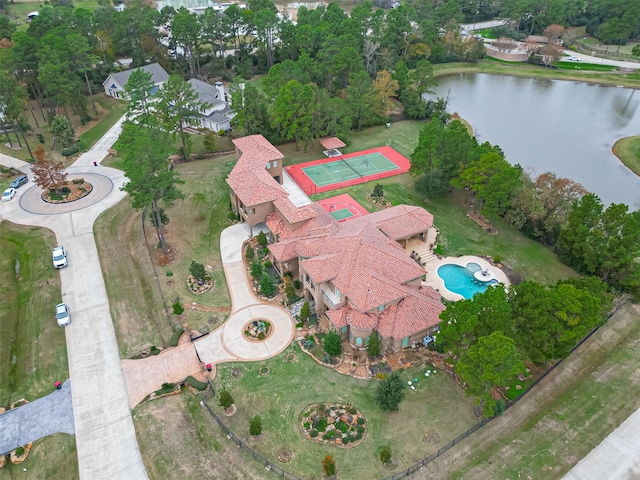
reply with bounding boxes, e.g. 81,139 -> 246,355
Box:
284,146 -> 411,195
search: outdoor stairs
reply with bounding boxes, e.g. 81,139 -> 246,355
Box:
405,239 -> 437,270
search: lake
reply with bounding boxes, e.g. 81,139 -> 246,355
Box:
430,74 -> 640,210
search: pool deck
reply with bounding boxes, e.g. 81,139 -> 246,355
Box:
423,255 -> 511,301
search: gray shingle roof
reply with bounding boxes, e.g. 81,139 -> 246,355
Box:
106,63 -> 169,87
187,79 -> 224,107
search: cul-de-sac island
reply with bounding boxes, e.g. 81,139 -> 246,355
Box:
1,1 -> 639,479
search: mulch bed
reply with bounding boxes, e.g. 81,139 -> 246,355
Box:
41,181 -> 93,203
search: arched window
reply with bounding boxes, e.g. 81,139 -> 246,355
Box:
356,337 -> 363,346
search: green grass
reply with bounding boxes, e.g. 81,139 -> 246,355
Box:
76,95 -> 127,152
312,175 -> 577,286
555,61 -> 617,72
0,222 -> 68,406
612,135 -> 640,177
6,0 -> 101,30
211,344 -> 478,479
94,155 -> 235,357
0,433 -> 78,480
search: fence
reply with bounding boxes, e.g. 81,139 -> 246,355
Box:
198,302 -> 624,480
571,40 -> 637,60
200,397 -> 303,480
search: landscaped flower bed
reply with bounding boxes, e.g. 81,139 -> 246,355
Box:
301,403 -> 367,447
243,319 -> 273,342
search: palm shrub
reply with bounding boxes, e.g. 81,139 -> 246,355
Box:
376,372 -> 405,411
218,389 -> 234,409
322,455 -> 336,476
323,331 -> 342,356
249,416 -> 262,436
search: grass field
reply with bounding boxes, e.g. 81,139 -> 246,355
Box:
94,155 -> 235,357
410,302 -> 640,480
312,174 -> 577,286
555,61 -> 617,72
0,221 -> 68,406
209,343 -> 478,479
612,135 -> 640,177
0,434 -> 78,480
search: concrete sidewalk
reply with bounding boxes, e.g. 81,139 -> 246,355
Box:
0,380 -> 74,455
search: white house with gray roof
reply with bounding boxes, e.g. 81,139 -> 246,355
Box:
102,63 -> 169,99
187,79 -> 235,132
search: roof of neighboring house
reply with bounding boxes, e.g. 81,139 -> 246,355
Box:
227,135 -> 287,207
320,137 -> 346,150
103,63 -> 169,87
187,78 -> 225,107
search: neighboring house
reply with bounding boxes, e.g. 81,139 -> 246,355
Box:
102,63 -> 169,100
227,134 -> 445,353
187,79 -> 234,132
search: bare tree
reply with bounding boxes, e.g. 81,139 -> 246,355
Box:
362,39 -> 380,75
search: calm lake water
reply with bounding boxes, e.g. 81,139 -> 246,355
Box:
430,74 -> 640,210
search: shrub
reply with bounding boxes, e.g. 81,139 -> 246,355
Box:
304,421 -> 310,429
322,455 -> 336,476
259,272 -> 276,296
310,429 -> 318,438
493,254 -> 502,263
150,345 -> 161,355
263,259 -> 272,269
159,382 -> 175,394
323,331 -> 342,356
348,406 -> 357,414
336,420 -> 348,433
250,259 -> 263,278
372,183 -> 384,198
380,446 -> 392,464
62,145 -> 80,156
172,301 -> 184,315
357,425 -> 365,433
72,177 -> 84,184
149,208 -> 169,227
317,418 -> 328,432
293,279 -> 302,290
228,209 -> 237,221
166,270 -> 173,277
342,437 -> 350,445
218,389 -> 234,409
257,332 -> 265,340
249,415 -> 262,436
49,191 -> 63,200
60,186 -> 71,195
245,245 -> 255,260
493,399 -> 506,416
256,231 -> 268,247
15,446 -> 25,456
321,354 -> 332,364
284,276 -> 296,302
357,417 -> 365,425
203,131 -> 217,152
299,300 -> 311,323
170,328 -> 184,346
189,261 -> 207,281
186,376 -> 207,391
367,334 -> 381,358
376,372 -> 406,411
355,432 -> 362,440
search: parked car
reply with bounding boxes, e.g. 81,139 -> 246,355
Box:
2,188 -> 16,202
52,246 -> 68,268
56,303 -> 71,327
567,56 -> 580,61
10,175 -> 28,189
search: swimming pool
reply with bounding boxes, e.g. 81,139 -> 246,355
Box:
436,262 -> 498,299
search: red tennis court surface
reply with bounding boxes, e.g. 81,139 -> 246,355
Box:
317,194 -> 369,222
284,146 -> 410,195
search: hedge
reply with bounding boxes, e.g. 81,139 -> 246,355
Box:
185,375 -> 208,391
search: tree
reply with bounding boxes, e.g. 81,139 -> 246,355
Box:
456,332 -> 524,417
284,276 -> 296,302
250,258 -> 263,278
379,446 -> 392,464
170,7 -> 202,76
346,70 -> 377,131
323,331 -> 342,356
158,75 -> 210,160
218,389 -> 234,409
259,272 -> 276,296
245,245 -> 255,260
189,261 -> 207,281
633,44 -> 640,59
376,371 -> 405,412
322,455 -> 336,477
372,70 -> 399,117
203,131 -> 217,152
249,415 -> 262,436
299,300 -> 311,323
230,81 -> 271,136
367,334 -> 381,358
256,230 -> 268,247
31,145 -> 68,193
49,115 -> 76,151
271,80 -> 317,151
124,69 -> 158,126
117,122 -> 185,254
372,183 -> 384,199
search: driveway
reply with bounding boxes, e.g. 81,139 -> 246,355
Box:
0,380 -> 74,455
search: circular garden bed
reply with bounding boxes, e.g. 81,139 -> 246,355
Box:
187,274 -> 214,294
41,180 -> 93,203
243,319 -> 273,342
301,403 -> 367,447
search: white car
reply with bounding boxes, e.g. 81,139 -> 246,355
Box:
56,303 -> 71,327
2,188 -> 16,202
52,246 -> 68,268
567,56 -> 580,61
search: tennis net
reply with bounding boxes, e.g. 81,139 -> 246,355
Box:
341,158 -> 364,178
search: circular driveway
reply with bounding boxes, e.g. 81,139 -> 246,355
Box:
19,171 -> 115,215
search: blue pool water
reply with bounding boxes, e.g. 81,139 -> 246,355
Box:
437,262 -> 498,299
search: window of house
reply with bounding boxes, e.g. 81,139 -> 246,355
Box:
249,208 -> 256,215
335,287 -> 341,300
273,160 -> 278,167
266,161 -> 271,169
342,326 -> 348,333
284,262 -> 289,269
378,304 -> 384,312
402,337 -> 409,347
356,337 -> 363,346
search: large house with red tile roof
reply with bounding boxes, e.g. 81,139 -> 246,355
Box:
227,134 -> 444,352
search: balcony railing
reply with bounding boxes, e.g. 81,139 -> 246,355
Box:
321,287 -> 340,309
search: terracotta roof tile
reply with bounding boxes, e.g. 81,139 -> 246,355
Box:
273,197 -> 316,224
320,137 -> 346,150
226,170 -> 287,206
233,135 -> 284,167
326,308 -> 348,328
376,286 -> 444,340
346,308 -> 377,329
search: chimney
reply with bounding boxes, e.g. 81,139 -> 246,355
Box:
215,81 -> 225,102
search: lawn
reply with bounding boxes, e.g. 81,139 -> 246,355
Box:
312,174 -> 577,286
0,434 -> 78,480
0,221 -> 68,406
412,302 -> 640,480
555,61 -> 617,72
133,391 -> 268,480
94,155 -> 235,357
612,135 -> 640,177
209,343 -> 479,479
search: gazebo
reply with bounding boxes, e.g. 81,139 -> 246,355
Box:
320,137 -> 346,157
